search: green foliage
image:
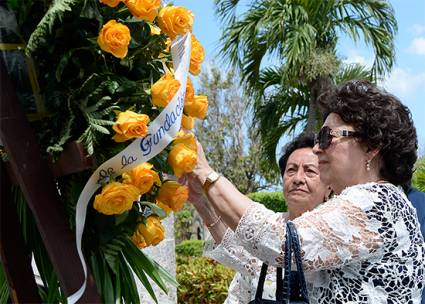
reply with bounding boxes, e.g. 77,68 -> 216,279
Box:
247,191 -> 287,213
174,204 -> 197,242
175,240 -> 205,257
0,262 -> 10,303
412,157 -> 425,192
176,256 -> 235,304
215,0 -> 397,168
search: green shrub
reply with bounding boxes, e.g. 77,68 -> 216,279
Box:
177,256 -> 235,304
247,191 -> 287,212
412,157 -> 425,192
175,240 -> 205,257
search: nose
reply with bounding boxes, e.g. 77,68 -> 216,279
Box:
312,143 -> 322,155
293,169 -> 305,185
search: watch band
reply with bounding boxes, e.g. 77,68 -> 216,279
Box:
203,171 -> 221,193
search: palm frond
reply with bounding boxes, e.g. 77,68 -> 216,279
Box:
26,0 -> 84,54
335,63 -> 375,84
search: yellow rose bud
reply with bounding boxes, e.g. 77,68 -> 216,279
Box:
134,216 -> 165,246
151,73 -> 181,107
184,95 -> 208,119
157,6 -> 194,40
122,162 -> 161,195
99,0 -> 121,7
185,77 -> 195,103
181,114 -> 195,130
189,35 -> 205,75
124,0 -> 161,22
168,143 -> 197,177
173,130 -> 197,151
94,182 -> 140,215
97,20 -> 131,59
156,181 -> 188,213
112,110 -> 150,142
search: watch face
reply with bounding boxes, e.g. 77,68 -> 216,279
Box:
207,171 -> 220,182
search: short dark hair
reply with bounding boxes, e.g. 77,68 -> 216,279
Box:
278,133 -> 315,175
318,80 -> 418,186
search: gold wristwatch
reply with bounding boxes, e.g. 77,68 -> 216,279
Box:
203,171 -> 221,193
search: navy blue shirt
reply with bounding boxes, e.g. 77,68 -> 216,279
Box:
407,188 -> 425,304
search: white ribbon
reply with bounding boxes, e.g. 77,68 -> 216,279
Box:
67,32 -> 191,304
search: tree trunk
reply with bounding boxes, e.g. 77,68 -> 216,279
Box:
305,76 -> 333,133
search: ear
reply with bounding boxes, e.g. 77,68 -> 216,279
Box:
366,147 -> 380,161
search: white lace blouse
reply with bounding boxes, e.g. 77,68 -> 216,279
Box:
205,182 -> 425,304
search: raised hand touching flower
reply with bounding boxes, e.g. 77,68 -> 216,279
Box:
189,35 -> 205,75
112,110 -> 150,142
97,20 -> 131,59
122,162 -> 161,195
151,73 -> 181,108
157,6 -> 194,40
124,0 -> 161,22
156,180 -> 189,213
93,182 -> 140,215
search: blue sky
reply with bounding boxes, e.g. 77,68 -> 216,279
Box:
176,0 -> 425,156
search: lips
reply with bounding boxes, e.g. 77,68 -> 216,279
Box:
289,188 -> 308,193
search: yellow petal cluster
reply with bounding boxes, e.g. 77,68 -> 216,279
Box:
181,114 -> 195,130
124,0 -> 161,22
131,216 -> 165,248
184,95 -> 208,119
94,182 -> 140,215
97,20 -> 131,59
156,181 -> 188,213
172,130 -> 197,150
168,143 -> 197,177
157,6 -> 194,40
151,73 -> 181,108
189,35 -> 205,75
99,0 -> 121,7
122,162 -> 161,195
112,110 -> 150,142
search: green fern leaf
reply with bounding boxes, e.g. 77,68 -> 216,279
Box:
26,0 -> 84,54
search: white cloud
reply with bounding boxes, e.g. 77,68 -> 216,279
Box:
342,50 -> 374,68
411,24 -> 425,36
408,37 -> 425,56
380,67 -> 425,98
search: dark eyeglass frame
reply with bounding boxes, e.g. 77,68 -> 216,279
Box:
315,126 -> 360,150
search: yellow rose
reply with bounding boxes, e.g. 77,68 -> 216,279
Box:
189,35 -> 205,75
173,130 -> 197,151
124,0 -> 160,22
112,110 -> 150,142
151,73 -> 181,108
94,182 -> 140,215
181,114 -> 195,130
97,20 -> 131,59
184,95 -> 208,119
168,143 -> 197,177
99,0 -> 121,7
156,181 -> 188,213
157,6 -> 194,40
133,216 -> 165,247
122,162 -> 161,195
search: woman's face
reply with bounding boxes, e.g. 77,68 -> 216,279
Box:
313,113 -> 369,194
283,147 -> 329,218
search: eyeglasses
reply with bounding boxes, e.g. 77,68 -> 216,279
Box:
315,126 -> 360,150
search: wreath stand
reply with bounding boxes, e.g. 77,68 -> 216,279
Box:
0,62 -> 101,302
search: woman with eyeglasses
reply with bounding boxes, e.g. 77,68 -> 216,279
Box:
181,80 -> 425,303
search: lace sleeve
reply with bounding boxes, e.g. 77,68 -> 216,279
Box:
204,227 -> 263,277
234,185 -> 385,270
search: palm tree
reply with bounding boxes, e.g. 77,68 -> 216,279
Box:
215,0 -> 397,167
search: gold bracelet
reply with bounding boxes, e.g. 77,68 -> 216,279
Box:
207,215 -> 222,229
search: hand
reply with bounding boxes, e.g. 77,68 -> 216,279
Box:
178,174 -> 205,206
191,140 -> 213,184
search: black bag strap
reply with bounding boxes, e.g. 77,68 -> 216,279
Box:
282,221 -> 293,302
286,221 -> 309,302
254,263 -> 285,303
